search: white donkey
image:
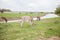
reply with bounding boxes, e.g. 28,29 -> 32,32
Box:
20,16 -> 34,27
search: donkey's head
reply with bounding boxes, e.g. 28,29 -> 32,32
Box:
1,17 -> 7,23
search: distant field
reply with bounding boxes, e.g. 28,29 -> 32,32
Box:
0,17 -> 60,40
0,12 -> 46,19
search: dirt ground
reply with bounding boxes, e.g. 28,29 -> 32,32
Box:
35,36 -> 60,40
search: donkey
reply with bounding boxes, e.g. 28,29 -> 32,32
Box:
37,16 -> 40,21
33,16 -> 40,21
20,16 -> 34,27
1,17 -> 7,23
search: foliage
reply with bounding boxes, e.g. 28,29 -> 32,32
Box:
55,6 -> 60,16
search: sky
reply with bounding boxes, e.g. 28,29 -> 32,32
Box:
0,0 -> 60,12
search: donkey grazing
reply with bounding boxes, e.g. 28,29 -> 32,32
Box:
33,16 -> 40,21
37,16 -> 40,21
1,17 -> 7,23
20,16 -> 34,27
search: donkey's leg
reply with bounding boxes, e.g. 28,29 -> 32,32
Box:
32,18 -> 34,25
30,21 -> 34,26
20,21 -> 24,27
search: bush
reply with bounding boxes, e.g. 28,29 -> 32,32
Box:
55,5 -> 60,16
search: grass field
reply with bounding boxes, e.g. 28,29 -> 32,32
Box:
0,12 -> 46,19
0,17 -> 60,40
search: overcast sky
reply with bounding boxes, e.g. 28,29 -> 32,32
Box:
0,0 -> 60,12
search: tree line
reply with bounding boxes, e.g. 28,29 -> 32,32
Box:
0,9 -> 11,13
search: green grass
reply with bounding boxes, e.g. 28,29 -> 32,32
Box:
0,12 -> 46,19
0,17 -> 60,40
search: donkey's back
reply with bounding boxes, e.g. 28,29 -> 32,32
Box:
21,16 -> 32,22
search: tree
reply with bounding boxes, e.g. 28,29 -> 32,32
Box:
0,9 -> 4,13
0,9 -> 11,13
55,5 -> 60,16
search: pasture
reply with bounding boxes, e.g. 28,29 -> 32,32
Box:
0,12 -> 46,19
0,12 -> 60,40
